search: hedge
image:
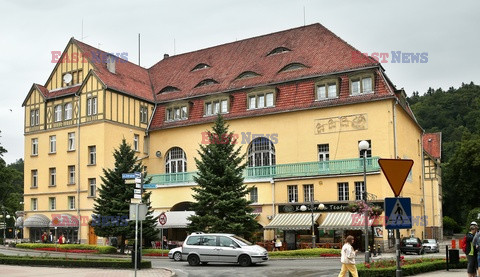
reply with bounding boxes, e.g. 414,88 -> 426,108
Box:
15,243 -> 117,254
0,255 -> 151,269
268,248 -> 341,258
357,258 -> 467,276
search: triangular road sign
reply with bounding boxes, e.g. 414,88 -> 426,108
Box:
386,198 -> 411,227
378,159 -> 414,197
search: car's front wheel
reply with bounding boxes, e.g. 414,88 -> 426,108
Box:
238,255 -> 252,267
173,251 -> 182,261
188,254 -> 200,266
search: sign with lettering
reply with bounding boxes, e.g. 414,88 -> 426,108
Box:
278,202 -> 384,214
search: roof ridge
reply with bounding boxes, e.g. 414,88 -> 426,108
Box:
147,23 -> 323,70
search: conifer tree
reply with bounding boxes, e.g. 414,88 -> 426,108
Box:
93,139 -> 158,252
188,115 -> 258,239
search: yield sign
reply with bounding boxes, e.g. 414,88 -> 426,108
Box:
378,159 -> 414,197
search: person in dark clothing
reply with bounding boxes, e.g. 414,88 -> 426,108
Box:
466,224 -> 478,277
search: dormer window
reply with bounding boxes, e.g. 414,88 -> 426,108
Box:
278,63 -> 307,73
247,89 -> 275,110
315,78 -> 339,100
191,63 -> 210,71
165,104 -> 188,122
267,47 -> 291,56
159,86 -> 180,94
235,71 -> 260,80
195,79 -> 218,88
350,73 -> 374,96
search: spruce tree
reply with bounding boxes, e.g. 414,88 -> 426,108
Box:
188,115 -> 258,239
93,139 -> 158,252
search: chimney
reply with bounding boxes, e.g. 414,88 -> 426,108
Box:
106,54 -> 116,74
164,53 -> 170,59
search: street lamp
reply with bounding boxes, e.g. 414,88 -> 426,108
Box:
300,201 -> 325,248
1,205 -> 11,246
359,140 -> 370,263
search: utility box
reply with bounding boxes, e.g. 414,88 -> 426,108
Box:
448,249 -> 459,264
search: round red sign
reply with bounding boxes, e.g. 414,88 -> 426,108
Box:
158,212 -> 167,225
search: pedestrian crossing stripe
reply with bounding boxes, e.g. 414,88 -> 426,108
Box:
385,197 -> 412,229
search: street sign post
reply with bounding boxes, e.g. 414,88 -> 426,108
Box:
159,212 -> 167,250
378,158 -> 414,277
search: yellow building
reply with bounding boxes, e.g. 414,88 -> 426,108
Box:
22,24 -> 442,251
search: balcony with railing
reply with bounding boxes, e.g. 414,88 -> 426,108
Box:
147,157 -> 380,187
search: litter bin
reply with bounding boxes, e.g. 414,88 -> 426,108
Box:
131,246 -> 142,269
448,249 -> 459,264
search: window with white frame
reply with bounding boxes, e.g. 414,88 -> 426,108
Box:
288,185 -> 298,203
318,144 -> 330,162
30,109 -> 39,126
88,178 -> 96,197
140,106 -> 148,123
315,79 -> 339,100
87,97 -> 98,116
68,196 -> 75,210
49,197 -> 56,211
88,146 -> 96,165
247,91 -> 275,109
68,132 -> 75,151
165,147 -> 187,173
31,169 -> 38,188
350,74 -> 374,96
338,182 -> 349,201
31,138 -> 38,155
134,134 -> 139,151
249,187 -> 258,203
49,168 -> 56,186
49,135 -> 56,153
64,102 -> 72,120
68,165 -> 75,185
54,105 -> 62,122
247,137 -> 276,167
303,184 -> 314,202
165,105 -> 188,121
49,197 -> 55,210
355,181 -> 365,201
204,99 -> 228,116
31,198 -> 38,211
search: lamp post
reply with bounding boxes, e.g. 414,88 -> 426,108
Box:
359,140 -> 370,263
1,205 -> 10,246
300,201 -> 325,248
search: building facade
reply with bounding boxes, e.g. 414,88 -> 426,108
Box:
22,24 -> 442,249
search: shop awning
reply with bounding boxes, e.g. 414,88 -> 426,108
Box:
23,214 -> 51,228
154,211 -> 195,229
15,216 -> 24,228
50,214 -> 79,227
265,213 -> 320,230
318,212 -> 374,230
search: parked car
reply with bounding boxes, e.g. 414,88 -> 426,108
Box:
168,247 -> 183,261
400,237 -> 424,254
422,239 -> 439,253
182,233 -> 268,266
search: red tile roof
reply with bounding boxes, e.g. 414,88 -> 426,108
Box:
148,23 -> 379,102
423,132 -> 442,159
73,40 -> 155,102
33,83 -> 80,99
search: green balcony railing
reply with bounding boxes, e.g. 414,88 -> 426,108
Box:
148,157 -> 380,186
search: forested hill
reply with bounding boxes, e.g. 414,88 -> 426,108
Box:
407,82 -> 480,225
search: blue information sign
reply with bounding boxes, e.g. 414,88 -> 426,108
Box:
122,173 -> 136,179
385,197 -> 412,229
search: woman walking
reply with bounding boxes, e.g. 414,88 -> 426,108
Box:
338,235 -> 358,277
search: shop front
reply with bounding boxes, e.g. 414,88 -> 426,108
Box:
23,214 -> 51,242
265,213 -> 320,250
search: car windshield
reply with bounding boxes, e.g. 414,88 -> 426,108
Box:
232,235 -> 253,246
423,239 -> 436,243
405,238 -> 418,243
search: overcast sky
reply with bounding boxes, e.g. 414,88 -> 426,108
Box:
1,0 -> 479,164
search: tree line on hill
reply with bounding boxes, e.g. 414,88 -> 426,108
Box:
408,82 -> 480,231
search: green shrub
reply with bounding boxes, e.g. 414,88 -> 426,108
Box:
0,255 -> 151,269
357,258 -> 467,276
15,243 -> 116,254
268,248 -> 341,257
142,249 -> 169,255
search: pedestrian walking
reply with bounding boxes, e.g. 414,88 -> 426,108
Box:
338,235 -> 358,277
466,223 -> 478,277
471,222 -> 480,277
273,235 -> 282,251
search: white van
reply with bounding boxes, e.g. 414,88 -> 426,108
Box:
182,233 -> 268,266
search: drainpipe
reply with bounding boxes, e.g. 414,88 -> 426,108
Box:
271,179 -> 275,239
392,100 -> 398,158
76,93 -> 81,243
420,135 -> 426,239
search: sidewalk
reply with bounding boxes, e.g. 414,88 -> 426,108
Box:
0,264 -> 173,277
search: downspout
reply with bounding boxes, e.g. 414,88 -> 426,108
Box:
76,92 -> 81,243
392,100 -> 398,159
420,135 -> 426,239
271,179 -> 275,239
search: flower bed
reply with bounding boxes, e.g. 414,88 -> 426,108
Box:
16,243 -> 116,254
268,248 -> 341,258
143,253 -> 168,256
34,247 -> 98,253
357,257 -> 467,276
0,255 -> 151,268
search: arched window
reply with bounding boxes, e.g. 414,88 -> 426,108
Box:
247,137 -> 276,167
165,147 -> 187,173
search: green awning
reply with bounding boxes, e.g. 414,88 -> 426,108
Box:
265,213 -> 320,230
319,212 -> 374,230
